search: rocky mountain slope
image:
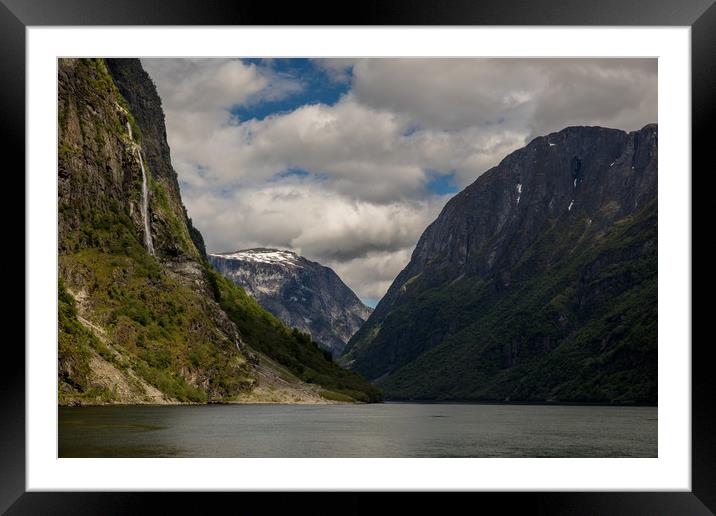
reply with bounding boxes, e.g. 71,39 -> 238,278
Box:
58,58 -> 381,405
209,249 -> 372,357
341,125 -> 657,404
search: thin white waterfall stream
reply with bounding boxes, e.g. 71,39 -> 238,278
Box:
127,121 -> 154,255
138,151 -> 155,255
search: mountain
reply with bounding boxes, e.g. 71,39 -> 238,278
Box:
58,58 -> 381,405
208,249 -> 372,357
341,124 -> 657,404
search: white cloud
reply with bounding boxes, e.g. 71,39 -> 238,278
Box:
312,58 -> 357,83
349,58 -> 657,136
144,59 -> 262,114
181,180 -> 446,300
330,248 -> 416,300
142,57 -> 657,301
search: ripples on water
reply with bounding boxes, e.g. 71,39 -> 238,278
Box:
59,403 -> 657,458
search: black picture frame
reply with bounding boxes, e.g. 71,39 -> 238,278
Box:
3,0 -> 710,513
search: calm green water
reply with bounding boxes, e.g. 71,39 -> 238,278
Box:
58,403 -> 657,458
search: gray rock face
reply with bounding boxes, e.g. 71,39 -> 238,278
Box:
209,249 -> 372,357
394,125 -> 656,291
342,124 -> 658,403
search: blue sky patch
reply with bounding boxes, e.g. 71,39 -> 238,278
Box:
402,125 -> 421,137
426,170 -> 460,196
276,167 -> 310,179
362,298 -> 379,309
269,167 -> 331,184
231,59 -> 351,122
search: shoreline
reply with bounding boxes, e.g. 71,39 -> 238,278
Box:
384,399 -> 658,408
58,399 -> 655,408
58,399 -> 357,407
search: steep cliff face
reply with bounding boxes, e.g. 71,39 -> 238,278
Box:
342,125 -> 657,403
58,59 -> 381,405
209,249 -> 372,357
105,59 -> 207,259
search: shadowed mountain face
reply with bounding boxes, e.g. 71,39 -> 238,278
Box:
342,124 -> 657,404
209,249 -> 372,357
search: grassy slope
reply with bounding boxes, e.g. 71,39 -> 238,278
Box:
372,200 -> 657,404
58,279 -> 107,403
207,267 -> 383,402
59,249 -> 255,404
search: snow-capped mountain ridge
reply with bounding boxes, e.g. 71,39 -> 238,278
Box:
212,248 -> 301,267
209,248 -> 372,357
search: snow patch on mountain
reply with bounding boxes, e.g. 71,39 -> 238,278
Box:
209,248 -> 372,357
213,249 -> 300,267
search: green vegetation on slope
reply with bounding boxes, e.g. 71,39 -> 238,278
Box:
206,267 -> 383,402
58,58 -> 381,404
364,200 -> 657,404
60,248 -> 255,403
58,279 -> 111,404
59,57 -> 254,403
59,186 -> 381,403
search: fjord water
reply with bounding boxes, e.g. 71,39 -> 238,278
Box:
59,403 -> 656,458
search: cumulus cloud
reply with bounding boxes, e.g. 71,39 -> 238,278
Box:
312,58 -> 357,83
143,58 -> 302,115
142,57 -> 656,301
181,178 -> 446,298
350,58 -> 657,137
330,248 -> 416,300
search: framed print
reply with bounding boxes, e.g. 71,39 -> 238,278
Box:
4,0 -> 711,513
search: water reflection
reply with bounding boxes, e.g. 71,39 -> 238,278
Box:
59,403 -> 657,458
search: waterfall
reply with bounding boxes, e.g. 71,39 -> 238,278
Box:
127,121 -> 154,255
138,151 -> 155,255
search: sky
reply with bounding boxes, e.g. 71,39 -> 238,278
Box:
141,58 -> 657,307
